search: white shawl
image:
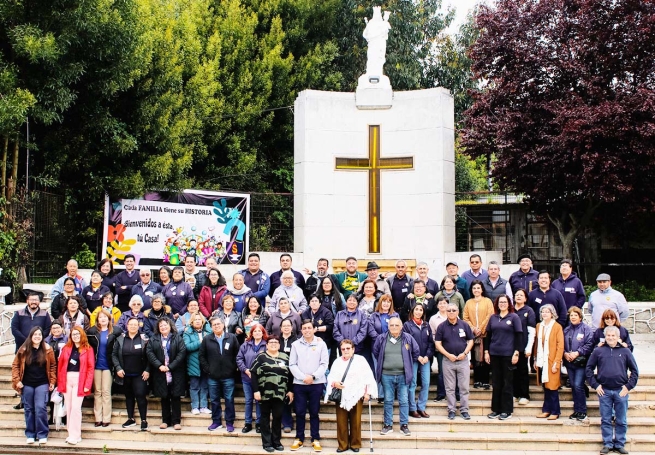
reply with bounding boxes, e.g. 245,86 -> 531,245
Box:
324,354 -> 378,411
536,320 -> 555,383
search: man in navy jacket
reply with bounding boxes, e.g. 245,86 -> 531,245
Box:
586,326 -> 638,455
240,253 -> 270,308
528,271 -> 567,326
551,259 -> 586,310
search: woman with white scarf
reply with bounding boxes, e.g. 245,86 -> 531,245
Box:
534,304 -> 564,420
269,271 -> 307,314
325,339 -> 378,453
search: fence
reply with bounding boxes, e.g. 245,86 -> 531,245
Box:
28,191 -> 69,283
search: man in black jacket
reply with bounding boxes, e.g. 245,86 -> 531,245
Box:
200,316 -> 240,433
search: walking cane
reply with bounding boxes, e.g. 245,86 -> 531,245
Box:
368,398 -> 374,452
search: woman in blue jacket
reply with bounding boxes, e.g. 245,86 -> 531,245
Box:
403,304 -> 434,418
236,324 -> 268,433
563,306 -> 594,420
183,313 -> 211,415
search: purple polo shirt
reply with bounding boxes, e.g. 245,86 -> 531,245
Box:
435,318 -> 474,356
486,312 -> 522,356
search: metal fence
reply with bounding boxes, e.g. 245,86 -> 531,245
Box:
28,191 -> 69,282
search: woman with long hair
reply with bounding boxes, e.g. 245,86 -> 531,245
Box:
435,276 -> 466,318
56,295 -> 90,336
316,276 -> 344,316
237,324 -> 269,433
57,326 -> 95,444
592,309 -> 633,351
463,280 -> 494,389
113,317 -> 150,431
512,289 -> 536,406
12,327 -> 57,445
198,268 -> 228,317
98,258 -> 116,293
563,306 -> 594,420
403,304 -> 434,418
158,266 -> 172,287
366,294 -> 398,404
325,339 -> 377,453
146,317 -> 187,430
216,294 -> 244,338
183,312 -> 211,415
358,279 -> 379,317
143,294 -> 173,338
484,295 -> 522,420
87,309 -> 123,427
535,304 -> 564,420
242,295 -> 269,337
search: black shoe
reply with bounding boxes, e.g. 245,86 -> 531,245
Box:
435,395 -> 446,402
94,422 -> 102,427
569,412 -> 580,420
483,383 -> 491,390
614,447 -> 628,454
565,378 -> 571,388
487,412 -> 500,419
600,447 -> 612,454
336,450 -> 346,453
242,423 -> 253,433
13,402 -> 24,410
473,382 -> 482,389
264,447 -> 275,453
274,445 -> 284,452
499,413 -> 512,420
447,411 -> 455,420
377,398 -> 384,404
461,412 -> 471,420
352,449 -> 359,453
585,386 -> 590,398
256,423 -> 261,433
576,413 -> 587,421
141,420 -> 148,431
122,419 -> 136,428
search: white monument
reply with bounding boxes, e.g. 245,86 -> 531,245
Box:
294,7 -> 455,270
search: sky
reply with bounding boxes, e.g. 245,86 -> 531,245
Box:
441,0 -> 490,34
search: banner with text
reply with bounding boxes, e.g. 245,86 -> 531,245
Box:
103,190 -> 250,267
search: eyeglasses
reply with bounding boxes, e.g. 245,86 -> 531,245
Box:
447,309 -> 458,313
604,317 -> 616,320
470,261 -> 480,264
267,340 -> 280,344
64,283 -> 74,286
140,273 -> 150,276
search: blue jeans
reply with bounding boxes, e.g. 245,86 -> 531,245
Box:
282,402 -> 294,429
567,365 -> 587,413
23,384 -> 50,440
599,388 -> 628,448
208,377 -> 235,424
410,361 -> 430,412
435,353 -> 445,397
381,374 -> 409,426
242,380 -> 261,424
189,375 -> 208,410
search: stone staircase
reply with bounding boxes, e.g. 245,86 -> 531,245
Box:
0,360 -> 653,454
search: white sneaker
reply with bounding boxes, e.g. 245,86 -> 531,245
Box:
513,397 -> 518,402
199,407 -> 211,414
39,438 -> 47,445
191,408 -> 200,415
26,438 -> 35,444
518,398 -> 530,405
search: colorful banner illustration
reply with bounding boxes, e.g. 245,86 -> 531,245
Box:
103,190 -> 250,267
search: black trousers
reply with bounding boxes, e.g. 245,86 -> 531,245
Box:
513,354 -> 530,400
490,355 -> 514,414
260,398 -> 283,448
474,361 -> 490,384
161,384 -> 181,425
124,375 -> 149,421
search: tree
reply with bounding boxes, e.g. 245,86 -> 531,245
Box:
462,0 -> 655,258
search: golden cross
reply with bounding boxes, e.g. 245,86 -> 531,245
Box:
335,125 -> 414,253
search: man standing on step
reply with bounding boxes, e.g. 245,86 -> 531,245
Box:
240,253 -> 270,308
509,254 -> 539,296
445,261 -> 470,301
269,254 -> 306,298
50,259 -> 87,299
586,325 -> 639,455
372,317 -> 419,436
435,303 -> 474,421
588,274 -> 629,330
482,261 -> 513,303
334,256 -> 368,299
288,319 -> 328,452
461,254 -> 488,288
114,254 -> 140,313
386,260 -> 414,313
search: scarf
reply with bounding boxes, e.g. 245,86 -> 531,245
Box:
536,320 -> 555,384
228,284 -> 252,296
442,289 -> 456,299
412,317 -> 423,327
63,311 -> 85,335
161,335 -> 172,384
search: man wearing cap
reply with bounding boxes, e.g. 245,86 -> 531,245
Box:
551,259 -> 586,311
334,257 -> 368,299
461,254 -> 488,287
509,254 -> 539,295
588,274 -> 629,329
445,261 -> 470,301
357,261 -> 391,296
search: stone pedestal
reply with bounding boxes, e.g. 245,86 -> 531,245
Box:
294,88 -> 455,269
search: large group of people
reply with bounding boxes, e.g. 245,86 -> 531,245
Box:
9,253 -> 640,455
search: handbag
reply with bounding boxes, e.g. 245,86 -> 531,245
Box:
571,355 -> 588,367
327,356 -> 354,404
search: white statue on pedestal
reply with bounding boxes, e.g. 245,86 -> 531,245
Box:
357,6 -> 392,107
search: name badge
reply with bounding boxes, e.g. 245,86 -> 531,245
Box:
146,291 -> 153,296
402,288 -> 408,293
87,292 -> 93,297
69,359 -> 77,365
352,319 -> 358,325
284,347 -> 291,352
506,320 -> 512,325
225,343 -> 230,350
576,334 -> 583,340
171,286 -> 177,292
458,329 -> 465,338
600,337 -> 605,343
390,338 -> 398,344
134,344 -> 142,349
180,291 -> 185,296
565,287 -> 575,293
535,298 -> 542,303
278,362 -> 285,367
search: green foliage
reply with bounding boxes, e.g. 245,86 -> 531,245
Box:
0,189 -> 34,284
584,281 -> 655,302
73,243 -> 96,269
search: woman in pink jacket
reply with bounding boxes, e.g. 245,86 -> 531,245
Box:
57,325 -> 95,444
